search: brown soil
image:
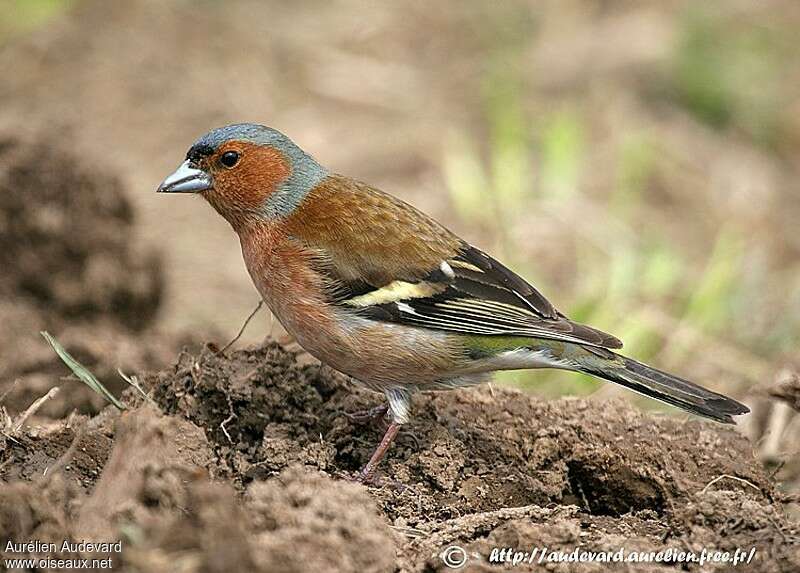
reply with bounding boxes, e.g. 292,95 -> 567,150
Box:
0,133 -> 202,420
0,136 -> 163,331
2,342 -> 798,572
768,369 -> 800,413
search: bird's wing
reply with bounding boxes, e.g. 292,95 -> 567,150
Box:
286,175 -> 622,349
338,243 -> 622,349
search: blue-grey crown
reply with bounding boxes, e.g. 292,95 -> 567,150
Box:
188,123 -> 295,160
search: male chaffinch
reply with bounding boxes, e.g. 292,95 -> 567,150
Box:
157,123 -> 749,483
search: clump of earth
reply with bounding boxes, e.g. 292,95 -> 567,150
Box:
2,340 -> 797,572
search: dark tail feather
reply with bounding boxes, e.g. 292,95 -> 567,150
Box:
581,355 -> 750,424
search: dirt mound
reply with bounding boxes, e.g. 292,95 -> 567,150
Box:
0,133 -> 189,419
3,342 -> 796,572
0,136 -> 162,330
1,406 -> 396,573
146,344 -> 769,520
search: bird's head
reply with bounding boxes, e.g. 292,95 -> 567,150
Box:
157,123 -> 327,228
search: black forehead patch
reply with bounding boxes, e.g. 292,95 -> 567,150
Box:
186,142 -> 215,162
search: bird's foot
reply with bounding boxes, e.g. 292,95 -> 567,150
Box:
336,420 -> 406,490
337,468 -> 409,491
343,403 -> 389,425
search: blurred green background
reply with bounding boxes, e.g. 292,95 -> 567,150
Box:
2,0 -> 799,415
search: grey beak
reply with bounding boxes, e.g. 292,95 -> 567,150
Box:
157,160 -> 212,193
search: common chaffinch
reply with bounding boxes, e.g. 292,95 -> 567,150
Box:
157,123 -> 749,483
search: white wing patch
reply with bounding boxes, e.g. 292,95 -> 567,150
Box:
396,302 -> 418,314
440,260 -> 455,279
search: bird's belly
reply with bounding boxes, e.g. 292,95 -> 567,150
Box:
269,300 -> 462,388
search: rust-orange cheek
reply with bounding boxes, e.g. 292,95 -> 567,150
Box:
210,143 -> 292,213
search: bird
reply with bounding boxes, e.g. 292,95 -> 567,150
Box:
157,123 -> 750,483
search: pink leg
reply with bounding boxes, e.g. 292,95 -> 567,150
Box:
359,421 -> 400,483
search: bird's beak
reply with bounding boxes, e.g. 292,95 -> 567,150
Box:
157,160 -> 212,194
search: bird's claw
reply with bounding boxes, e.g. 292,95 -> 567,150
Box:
336,468 -> 409,491
343,403 -> 389,425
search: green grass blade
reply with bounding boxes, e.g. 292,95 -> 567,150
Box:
40,331 -> 126,410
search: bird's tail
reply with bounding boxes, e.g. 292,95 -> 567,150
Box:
577,353 -> 749,424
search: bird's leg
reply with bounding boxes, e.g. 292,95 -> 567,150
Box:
346,388 -> 409,486
358,421 -> 401,484
344,402 -> 389,424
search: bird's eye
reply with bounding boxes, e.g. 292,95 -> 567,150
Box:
220,151 -> 240,168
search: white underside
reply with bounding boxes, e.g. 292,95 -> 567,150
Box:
481,347 -> 575,371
